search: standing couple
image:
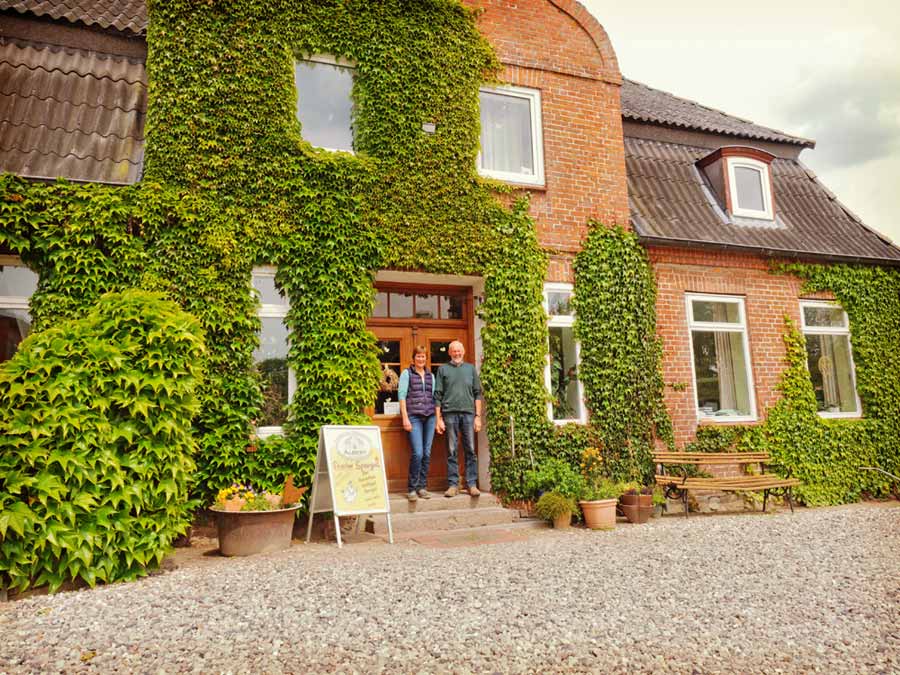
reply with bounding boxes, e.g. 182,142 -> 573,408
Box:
398,340 -> 483,501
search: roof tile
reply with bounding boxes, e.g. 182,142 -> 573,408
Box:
0,0 -> 147,35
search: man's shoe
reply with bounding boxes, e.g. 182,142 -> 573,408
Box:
467,486 -> 480,497
444,486 -> 458,498
417,489 -> 432,499
407,491 -> 418,502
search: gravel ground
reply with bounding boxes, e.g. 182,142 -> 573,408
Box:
2,503 -> 898,674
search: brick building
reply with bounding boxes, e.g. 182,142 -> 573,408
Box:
1,0 -> 896,506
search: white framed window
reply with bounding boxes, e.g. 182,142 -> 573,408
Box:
726,157 -> 773,220
295,54 -> 355,153
543,283 -> 586,424
252,266 -> 296,437
686,294 -> 756,422
800,301 -> 861,417
0,257 -> 38,364
478,85 -> 544,187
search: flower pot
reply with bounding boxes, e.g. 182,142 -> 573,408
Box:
552,512 -> 572,529
579,499 -> 618,529
212,504 -> 301,556
222,497 -> 246,512
619,494 -> 653,508
264,494 -> 282,509
620,504 -> 654,524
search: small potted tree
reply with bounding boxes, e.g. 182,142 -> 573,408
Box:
535,492 -> 579,529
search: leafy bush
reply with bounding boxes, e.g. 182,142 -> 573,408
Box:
0,291 -> 205,592
523,457 -> 587,501
582,478 -> 626,501
534,492 -> 578,521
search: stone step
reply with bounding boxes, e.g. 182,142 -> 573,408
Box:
388,491 -> 501,513
366,506 -> 518,535
402,519 -> 549,546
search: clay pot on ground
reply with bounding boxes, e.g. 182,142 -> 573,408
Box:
552,512 -> 572,529
213,504 -> 302,556
579,499 -> 618,530
619,494 -> 653,524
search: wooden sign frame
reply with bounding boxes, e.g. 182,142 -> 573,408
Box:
305,425 -> 393,547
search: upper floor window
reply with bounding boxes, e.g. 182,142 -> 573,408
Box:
0,258 -> 38,363
295,55 -> 355,152
686,294 -> 756,422
252,267 -> 295,436
543,283 -> 585,424
800,301 -> 860,417
727,157 -> 773,220
478,85 -> 544,187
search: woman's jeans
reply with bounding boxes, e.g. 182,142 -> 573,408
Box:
407,414 -> 436,492
444,411 -> 478,488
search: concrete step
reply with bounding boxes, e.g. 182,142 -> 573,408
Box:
388,491 -> 501,514
366,505 -> 518,535
403,519 -> 549,546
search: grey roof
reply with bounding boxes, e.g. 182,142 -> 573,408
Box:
0,0 -> 146,34
0,36 -> 146,183
622,79 -> 815,148
626,136 -> 900,264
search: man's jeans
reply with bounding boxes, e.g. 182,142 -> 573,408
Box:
444,411 -> 478,488
407,414 -> 436,492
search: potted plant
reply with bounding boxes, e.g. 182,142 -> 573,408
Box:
579,478 -> 625,530
523,457 -> 587,503
210,482 -> 306,556
619,483 -> 654,524
534,491 -> 579,529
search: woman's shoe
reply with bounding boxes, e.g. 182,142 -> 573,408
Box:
407,491 -> 418,502
417,489 -> 431,499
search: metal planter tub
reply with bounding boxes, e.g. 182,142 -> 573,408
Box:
213,505 -> 302,556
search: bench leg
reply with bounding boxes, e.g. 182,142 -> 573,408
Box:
683,488 -> 689,518
763,489 -> 769,513
786,487 -> 794,514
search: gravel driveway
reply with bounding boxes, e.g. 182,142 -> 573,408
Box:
2,503 -> 898,674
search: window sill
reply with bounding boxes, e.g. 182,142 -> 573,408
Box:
478,171 -> 546,190
817,412 -> 862,420
697,416 -> 759,426
256,426 -> 284,439
551,418 -> 587,426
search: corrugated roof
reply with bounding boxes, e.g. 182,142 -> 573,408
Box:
626,136 -> 900,264
622,79 -> 815,148
0,37 -> 145,184
0,0 -> 147,35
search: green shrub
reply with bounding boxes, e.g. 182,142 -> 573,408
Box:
534,492 -> 578,521
523,457 -> 587,501
583,478 -> 626,501
0,291 -> 205,592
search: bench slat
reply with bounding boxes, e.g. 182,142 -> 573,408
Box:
655,475 -> 801,490
653,453 -> 770,464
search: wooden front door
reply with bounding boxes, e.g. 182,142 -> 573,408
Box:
367,284 -> 474,493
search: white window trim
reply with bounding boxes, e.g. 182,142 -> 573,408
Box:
543,283 -> 586,425
477,84 -> 545,188
799,300 -> 861,418
0,257 -> 34,311
726,157 -> 773,220
295,55 -> 356,155
252,266 -> 296,438
686,293 -> 757,423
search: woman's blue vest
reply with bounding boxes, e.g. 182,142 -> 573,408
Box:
405,366 -> 435,417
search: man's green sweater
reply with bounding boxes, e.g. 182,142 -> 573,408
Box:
434,361 -> 483,414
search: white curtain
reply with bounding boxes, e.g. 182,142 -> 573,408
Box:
480,93 -> 533,175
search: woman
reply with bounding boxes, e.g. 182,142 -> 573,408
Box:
398,345 -> 436,502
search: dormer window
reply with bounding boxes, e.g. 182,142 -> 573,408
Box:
697,147 -> 776,222
727,157 -> 773,220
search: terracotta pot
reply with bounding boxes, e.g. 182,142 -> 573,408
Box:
619,494 -> 653,508
264,494 -> 282,509
222,497 -> 246,512
579,499 -> 618,529
620,504 -> 654,524
552,512 -> 572,529
213,504 -> 302,556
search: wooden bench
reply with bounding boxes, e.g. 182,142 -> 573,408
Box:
653,452 -> 800,517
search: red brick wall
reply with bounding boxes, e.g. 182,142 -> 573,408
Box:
650,246 -> 833,447
464,0 -> 629,282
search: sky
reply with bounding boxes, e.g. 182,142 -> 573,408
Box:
580,0 -> 900,243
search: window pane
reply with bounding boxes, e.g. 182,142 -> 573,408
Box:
803,305 -> 846,328
295,60 -> 354,151
252,272 -> 288,307
692,300 -> 741,324
389,292 -> 413,318
440,295 -> 463,320
549,326 -> 581,421
254,317 -> 290,427
734,166 -> 766,212
805,334 -> 858,413
372,292 -> 388,318
375,340 -> 401,415
547,291 -> 573,316
692,330 -> 752,417
0,308 -> 32,363
479,91 -> 534,176
414,294 -> 438,319
0,265 -> 38,297
430,340 -> 452,378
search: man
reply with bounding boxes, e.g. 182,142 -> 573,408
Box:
434,340 -> 483,497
